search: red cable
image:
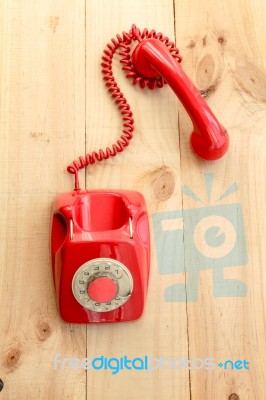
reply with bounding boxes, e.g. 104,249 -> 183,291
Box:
67,25 -> 182,190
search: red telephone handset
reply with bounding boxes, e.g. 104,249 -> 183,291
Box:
51,26 -> 229,324
132,38 -> 229,160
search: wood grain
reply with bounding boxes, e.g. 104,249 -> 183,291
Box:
0,0 -> 265,399
175,0 -> 266,399
84,1 -> 188,399
0,1 -> 86,399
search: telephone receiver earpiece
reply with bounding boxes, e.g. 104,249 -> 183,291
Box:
132,38 -> 229,160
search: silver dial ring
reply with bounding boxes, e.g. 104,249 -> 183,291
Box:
72,258 -> 133,312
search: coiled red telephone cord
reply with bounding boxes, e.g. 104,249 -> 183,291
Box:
67,25 -> 182,190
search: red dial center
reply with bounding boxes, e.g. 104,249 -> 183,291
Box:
87,277 -> 118,303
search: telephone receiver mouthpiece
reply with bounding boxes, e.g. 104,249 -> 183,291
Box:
132,38 -> 229,160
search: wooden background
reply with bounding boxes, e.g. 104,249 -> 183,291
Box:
1,0 -> 266,399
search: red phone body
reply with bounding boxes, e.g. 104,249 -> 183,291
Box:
51,190 -> 150,323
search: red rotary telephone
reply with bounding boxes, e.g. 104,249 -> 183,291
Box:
51,25 -> 229,323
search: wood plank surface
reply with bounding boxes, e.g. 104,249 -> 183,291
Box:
84,1 -> 188,399
0,1 -> 86,399
175,1 -> 266,399
0,0 -> 265,399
